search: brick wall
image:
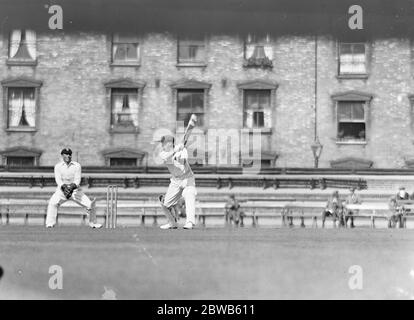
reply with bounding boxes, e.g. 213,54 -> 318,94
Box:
0,31 -> 413,168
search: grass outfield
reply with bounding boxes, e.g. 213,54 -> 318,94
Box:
0,226 -> 414,299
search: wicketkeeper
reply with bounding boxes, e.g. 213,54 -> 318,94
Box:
157,135 -> 197,230
45,148 -> 102,228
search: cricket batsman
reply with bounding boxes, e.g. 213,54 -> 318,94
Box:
157,135 -> 197,230
45,148 -> 102,229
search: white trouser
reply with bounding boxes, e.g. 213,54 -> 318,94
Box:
46,188 -> 94,226
163,176 -> 197,224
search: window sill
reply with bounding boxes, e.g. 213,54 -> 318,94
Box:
336,140 -> 367,145
110,127 -> 140,134
243,65 -> 273,70
241,128 -> 273,134
176,62 -> 207,68
174,127 -> 208,135
336,74 -> 369,80
6,128 -> 37,133
110,61 -> 141,67
6,59 -> 38,67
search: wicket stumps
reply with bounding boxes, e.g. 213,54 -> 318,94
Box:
106,185 -> 118,228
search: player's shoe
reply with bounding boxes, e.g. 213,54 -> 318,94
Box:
46,224 -> 55,228
160,223 -> 178,230
89,222 -> 103,229
183,222 -> 195,229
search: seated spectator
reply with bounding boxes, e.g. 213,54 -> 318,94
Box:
344,187 -> 361,228
322,190 -> 343,228
225,194 -> 244,227
388,196 -> 404,228
396,186 -> 409,200
396,186 -> 410,222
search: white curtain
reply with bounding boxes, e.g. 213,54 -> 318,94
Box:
23,91 -> 36,127
245,44 -> 255,59
9,90 -> 24,127
340,54 -> 352,73
112,94 -> 123,124
25,30 -> 37,60
245,110 -> 253,128
353,53 -> 366,73
263,45 -> 273,59
112,43 -> 122,60
128,94 -> 139,127
264,109 -> 271,128
9,30 -> 21,58
340,53 -> 365,73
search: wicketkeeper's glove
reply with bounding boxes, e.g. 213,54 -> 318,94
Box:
61,183 -> 78,199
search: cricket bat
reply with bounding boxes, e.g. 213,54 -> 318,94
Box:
182,114 -> 197,146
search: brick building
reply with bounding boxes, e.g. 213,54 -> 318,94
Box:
1,2 -> 414,169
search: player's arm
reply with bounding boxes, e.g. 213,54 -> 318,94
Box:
174,146 -> 187,164
73,163 -> 81,188
159,150 -> 175,162
54,164 -> 63,189
159,143 -> 185,162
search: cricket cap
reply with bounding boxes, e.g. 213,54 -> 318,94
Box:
61,148 -> 72,155
161,135 -> 175,144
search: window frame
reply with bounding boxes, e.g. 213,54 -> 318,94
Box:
332,91 -> 373,145
176,37 -> 207,67
0,147 -> 42,166
243,89 -> 272,129
336,101 -> 367,142
243,34 -> 273,69
104,79 -> 146,134
109,157 -> 139,168
7,29 -> 37,66
237,80 -> 278,133
337,42 -> 368,78
6,156 -> 36,167
1,78 -> 42,132
101,148 -> 147,167
111,34 -> 141,66
176,89 -> 206,128
171,80 -> 211,131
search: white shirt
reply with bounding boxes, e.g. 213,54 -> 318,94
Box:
54,160 -> 81,189
159,148 -> 193,180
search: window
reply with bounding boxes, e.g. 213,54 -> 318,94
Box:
177,89 -> 205,127
339,43 -> 366,75
0,147 -> 42,166
337,101 -> 366,141
244,34 -> 273,69
109,158 -> 138,167
105,79 -> 145,133
243,90 -> 271,128
1,78 -> 42,132
102,148 -> 146,166
177,38 -> 206,65
6,156 -> 35,167
112,34 -> 140,65
111,88 -> 139,128
7,87 -> 37,129
8,30 -> 37,64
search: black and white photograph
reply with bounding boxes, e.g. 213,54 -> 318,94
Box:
0,0 -> 414,307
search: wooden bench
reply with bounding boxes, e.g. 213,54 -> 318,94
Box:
281,201 -> 327,228
344,201 -> 414,228
3,198 -> 412,228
